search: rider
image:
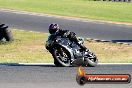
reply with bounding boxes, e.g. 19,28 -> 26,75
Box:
47,23 -> 87,52
0,24 -> 9,41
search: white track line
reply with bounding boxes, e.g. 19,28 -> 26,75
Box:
19,63 -> 55,65
0,63 -> 131,66
18,63 -> 132,65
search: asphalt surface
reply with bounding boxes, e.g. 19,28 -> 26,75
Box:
0,10 -> 132,88
0,10 -> 132,43
0,64 -> 131,88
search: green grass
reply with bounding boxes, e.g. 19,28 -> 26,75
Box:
84,40 -> 132,63
0,0 -> 132,23
0,29 -> 132,63
0,29 -> 53,63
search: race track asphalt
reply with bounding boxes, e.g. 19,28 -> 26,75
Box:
0,64 -> 131,88
0,10 -> 132,88
0,10 -> 132,43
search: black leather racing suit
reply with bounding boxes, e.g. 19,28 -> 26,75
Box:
47,29 -> 87,51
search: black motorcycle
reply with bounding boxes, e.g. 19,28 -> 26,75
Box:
45,34 -> 98,67
0,24 -> 13,41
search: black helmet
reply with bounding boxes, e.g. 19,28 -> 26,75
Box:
49,23 -> 59,34
0,24 -> 8,29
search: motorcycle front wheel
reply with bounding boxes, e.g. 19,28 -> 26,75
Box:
52,47 -> 71,67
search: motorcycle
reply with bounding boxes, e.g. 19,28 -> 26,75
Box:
0,24 -> 13,41
45,34 -> 98,67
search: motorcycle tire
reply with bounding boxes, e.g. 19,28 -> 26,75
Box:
3,28 -> 13,41
52,47 -> 71,67
0,35 -> 3,41
54,58 -> 63,67
85,56 -> 98,67
0,28 -> 4,41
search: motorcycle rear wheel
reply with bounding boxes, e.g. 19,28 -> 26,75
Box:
3,28 -> 13,41
85,54 -> 98,67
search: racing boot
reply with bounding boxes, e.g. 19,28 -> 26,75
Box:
79,44 -> 88,52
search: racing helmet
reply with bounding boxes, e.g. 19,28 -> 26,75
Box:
49,23 -> 59,34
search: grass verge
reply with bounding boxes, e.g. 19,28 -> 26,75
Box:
0,29 -> 132,63
0,0 -> 132,23
0,29 -> 53,63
